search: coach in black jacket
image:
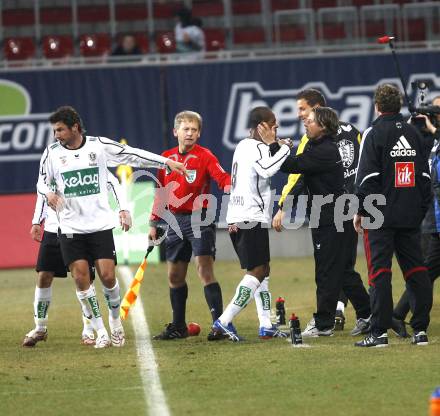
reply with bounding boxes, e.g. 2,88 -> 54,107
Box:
273,107 -> 350,336
354,83 -> 432,347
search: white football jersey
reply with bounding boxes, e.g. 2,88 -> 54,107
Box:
32,170 -> 128,234
226,139 -> 290,224
37,136 -> 167,234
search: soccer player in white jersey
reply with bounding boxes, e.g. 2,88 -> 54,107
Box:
211,106 -> 292,341
37,106 -> 186,348
23,172 -> 131,347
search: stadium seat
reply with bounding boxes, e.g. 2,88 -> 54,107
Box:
154,2 -> 181,19
311,0 -> 337,9
40,7 -> 72,24
156,31 -> 176,54
232,0 -> 261,15
319,22 -> 346,40
275,26 -> 306,43
404,18 -> 426,42
115,3 -> 148,21
205,28 -> 226,51
78,5 -> 110,23
233,28 -> 265,45
79,34 -> 112,57
271,0 -> 300,11
42,35 -> 74,59
2,8 -> 34,26
192,1 -> 224,17
3,37 -> 36,60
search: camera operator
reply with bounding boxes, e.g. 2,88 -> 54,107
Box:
392,95 -> 440,336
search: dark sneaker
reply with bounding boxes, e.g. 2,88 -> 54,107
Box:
22,329 -> 48,347
391,318 -> 409,338
211,319 -> 240,342
355,333 -> 388,348
153,323 -> 188,340
259,325 -> 289,339
334,310 -> 345,331
411,331 -> 428,346
351,316 -> 371,336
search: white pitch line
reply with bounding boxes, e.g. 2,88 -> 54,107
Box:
119,266 -> 170,416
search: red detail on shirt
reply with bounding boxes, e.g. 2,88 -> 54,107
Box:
150,144 -> 231,221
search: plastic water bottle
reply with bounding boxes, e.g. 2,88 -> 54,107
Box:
430,387 -> 440,416
289,313 -> 303,345
275,297 -> 286,326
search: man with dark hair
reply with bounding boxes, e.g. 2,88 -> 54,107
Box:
275,107 -> 353,337
37,106 -> 186,348
354,83 -> 432,347
210,106 -> 292,341
273,89 -> 371,336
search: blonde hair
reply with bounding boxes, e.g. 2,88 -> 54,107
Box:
174,111 -> 202,130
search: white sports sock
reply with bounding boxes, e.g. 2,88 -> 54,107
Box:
81,284 -> 95,335
337,301 -> 345,313
219,274 -> 260,325
103,280 -> 121,320
76,285 -> 105,332
254,277 -> 272,328
34,286 -> 52,331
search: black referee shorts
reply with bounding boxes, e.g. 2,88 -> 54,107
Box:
230,222 -> 270,270
58,229 -> 117,267
36,231 -> 68,277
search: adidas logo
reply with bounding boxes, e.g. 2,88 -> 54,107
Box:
390,136 -> 416,157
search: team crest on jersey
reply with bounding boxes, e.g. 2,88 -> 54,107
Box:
88,152 -> 97,166
59,155 -> 67,166
337,139 -> 355,168
186,169 -> 197,183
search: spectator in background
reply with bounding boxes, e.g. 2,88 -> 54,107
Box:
111,34 -> 142,59
175,7 -> 205,56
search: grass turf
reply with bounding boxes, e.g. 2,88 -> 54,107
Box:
0,256 -> 438,416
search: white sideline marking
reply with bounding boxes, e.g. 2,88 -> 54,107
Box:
119,266 -> 170,416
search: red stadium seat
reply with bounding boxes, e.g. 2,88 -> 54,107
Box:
115,4 -> 148,21
233,28 -> 265,45
134,33 -> 149,54
78,6 -> 110,23
154,2 -> 181,19
275,26 -> 306,43
156,31 -> 176,54
205,28 -> 226,51
271,0 -> 300,11
2,8 -> 34,26
79,34 -> 112,57
232,0 -> 261,15
3,37 -> 36,60
405,18 -> 426,42
42,35 -> 74,59
192,1 -> 224,17
311,0 -> 337,9
319,22 -> 346,40
40,7 -> 72,24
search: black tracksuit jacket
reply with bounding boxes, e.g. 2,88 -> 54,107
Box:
355,113 -> 431,228
278,134 -> 344,226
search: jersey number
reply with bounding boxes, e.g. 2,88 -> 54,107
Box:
231,162 -> 238,190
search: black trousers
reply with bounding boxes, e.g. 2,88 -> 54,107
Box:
363,228 -> 432,335
394,233 -> 440,321
312,221 -> 367,329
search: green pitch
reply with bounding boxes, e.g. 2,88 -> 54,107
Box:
0,257 -> 439,416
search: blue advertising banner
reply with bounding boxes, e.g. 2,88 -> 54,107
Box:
1,50 -> 439,197
164,50 -> 440,197
0,65 -> 163,193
